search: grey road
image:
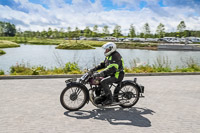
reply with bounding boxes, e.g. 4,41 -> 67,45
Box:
0,75 -> 200,133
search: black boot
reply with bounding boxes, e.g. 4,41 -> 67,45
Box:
102,91 -> 113,105
94,95 -> 106,104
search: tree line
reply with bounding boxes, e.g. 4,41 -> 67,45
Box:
0,21 -> 16,36
0,21 -> 200,39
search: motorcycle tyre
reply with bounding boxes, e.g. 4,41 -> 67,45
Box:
115,82 -> 140,108
60,83 -> 88,111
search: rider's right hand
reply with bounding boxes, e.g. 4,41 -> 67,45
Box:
88,68 -> 95,75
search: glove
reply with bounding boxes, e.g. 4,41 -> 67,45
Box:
93,71 -> 104,78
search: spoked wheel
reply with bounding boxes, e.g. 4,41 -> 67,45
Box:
60,84 -> 88,111
117,83 -> 140,108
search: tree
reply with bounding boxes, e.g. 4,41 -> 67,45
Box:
59,28 -> 65,38
156,23 -> 165,38
92,25 -> 98,37
47,27 -> 53,38
36,31 -> 40,38
177,21 -> 186,32
184,30 -> 190,37
113,25 -> 121,38
41,29 -> 47,38
73,27 -> 80,42
0,21 -> 3,36
143,23 -> 151,39
177,21 -> 186,37
102,25 -> 109,37
129,24 -> 136,38
84,26 -> 91,37
67,27 -> 72,40
52,28 -> 59,38
6,23 -> 16,36
0,21 -> 16,36
140,33 -> 144,38
0,25 -> 3,36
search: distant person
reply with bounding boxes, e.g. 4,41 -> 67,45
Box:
89,42 -> 124,105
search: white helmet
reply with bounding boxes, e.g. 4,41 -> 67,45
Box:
102,42 -> 117,56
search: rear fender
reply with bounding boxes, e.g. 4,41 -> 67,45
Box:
114,80 -> 144,94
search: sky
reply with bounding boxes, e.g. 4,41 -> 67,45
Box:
0,0 -> 200,34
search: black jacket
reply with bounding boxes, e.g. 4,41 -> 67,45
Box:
95,51 -> 124,79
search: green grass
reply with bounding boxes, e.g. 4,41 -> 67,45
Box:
56,41 -> 95,49
193,42 -> 200,44
27,39 -> 62,45
0,40 -> 20,48
0,37 -> 63,45
80,40 -> 107,47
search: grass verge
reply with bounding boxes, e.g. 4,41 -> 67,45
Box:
56,41 -> 95,49
0,40 -> 20,48
5,57 -> 200,76
9,62 -> 82,75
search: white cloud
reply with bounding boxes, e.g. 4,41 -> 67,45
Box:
0,0 -> 200,34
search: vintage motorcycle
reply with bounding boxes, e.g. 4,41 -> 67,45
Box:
60,72 -> 145,111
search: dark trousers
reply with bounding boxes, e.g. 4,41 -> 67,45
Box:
100,72 -> 124,96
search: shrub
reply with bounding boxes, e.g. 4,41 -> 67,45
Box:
10,63 -> 32,75
63,62 -> 82,74
0,70 -> 4,75
0,50 -> 6,55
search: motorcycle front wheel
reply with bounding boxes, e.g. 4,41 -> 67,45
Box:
60,83 -> 88,111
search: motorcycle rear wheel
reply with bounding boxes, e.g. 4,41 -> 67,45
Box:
60,84 -> 88,111
116,82 -> 140,108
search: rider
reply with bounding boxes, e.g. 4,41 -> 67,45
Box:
89,42 -> 124,105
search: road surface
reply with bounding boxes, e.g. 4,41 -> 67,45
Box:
0,75 -> 200,133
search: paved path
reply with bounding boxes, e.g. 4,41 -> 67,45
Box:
0,75 -> 200,133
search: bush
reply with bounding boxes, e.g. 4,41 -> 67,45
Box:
10,63 -> 32,75
0,70 -> 4,75
0,49 -> 6,55
63,62 -> 82,74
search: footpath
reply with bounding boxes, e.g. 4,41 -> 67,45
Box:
0,75 -> 200,133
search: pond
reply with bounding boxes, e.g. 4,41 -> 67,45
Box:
0,44 -> 200,74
